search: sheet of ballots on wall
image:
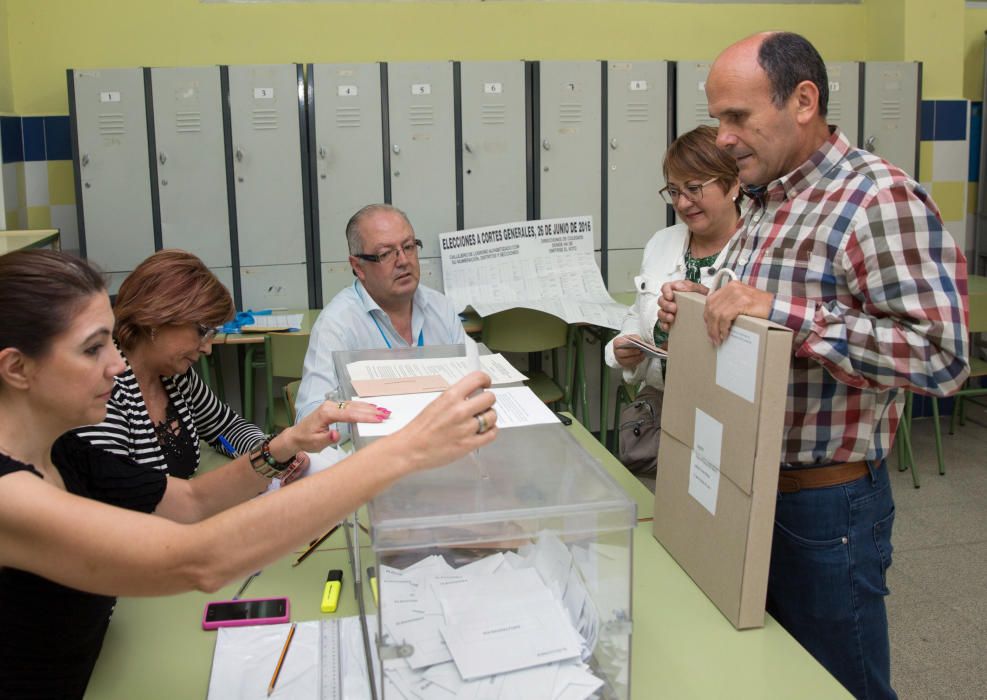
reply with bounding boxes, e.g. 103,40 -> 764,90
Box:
439,216 -> 628,330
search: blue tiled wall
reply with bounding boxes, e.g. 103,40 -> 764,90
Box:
0,115 -> 71,164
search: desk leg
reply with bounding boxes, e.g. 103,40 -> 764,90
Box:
243,345 -> 255,424
264,335 -> 275,434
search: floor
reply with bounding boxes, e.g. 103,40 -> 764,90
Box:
634,400 -> 987,700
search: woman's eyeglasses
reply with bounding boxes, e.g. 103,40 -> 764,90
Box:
196,324 -> 218,342
659,177 -> 719,205
353,239 -> 423,265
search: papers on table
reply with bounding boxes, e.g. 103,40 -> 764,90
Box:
240,313 -> 304,332
356,386 -> 560,437
439,216 -> 629,331
379,532 -> 605,700
346,353 -> 527,395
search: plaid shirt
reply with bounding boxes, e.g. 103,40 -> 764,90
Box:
721,128 -> 969,466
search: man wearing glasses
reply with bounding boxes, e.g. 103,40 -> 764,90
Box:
294,204 -> 465,422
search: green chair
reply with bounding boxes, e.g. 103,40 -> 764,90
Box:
280,379 -> 302,429
481,308 -> 572,407
611,382 -> 638,455
946,292 -> 987,439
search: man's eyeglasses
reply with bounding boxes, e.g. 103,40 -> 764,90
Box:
196,324 -> 218,342
354,239 -> 423,265
659,177 -> 719,205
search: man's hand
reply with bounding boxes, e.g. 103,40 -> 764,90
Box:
657,280 -> 709,334
612,335 -> 646,370
703,281 -> 774,346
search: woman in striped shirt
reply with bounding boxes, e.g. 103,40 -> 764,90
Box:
71,250 -> 385,477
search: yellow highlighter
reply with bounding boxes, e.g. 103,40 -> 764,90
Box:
321,569 -> 343,613
367,566 -> 378,607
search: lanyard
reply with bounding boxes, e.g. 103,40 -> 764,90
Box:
356,281 -> 424,349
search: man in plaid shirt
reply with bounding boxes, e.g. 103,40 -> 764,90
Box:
658,33 -> 969,700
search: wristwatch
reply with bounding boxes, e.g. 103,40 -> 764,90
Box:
248,437 -> 293,479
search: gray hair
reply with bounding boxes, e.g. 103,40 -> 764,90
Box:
345,203 -> 414,256
758,32 -> 829,117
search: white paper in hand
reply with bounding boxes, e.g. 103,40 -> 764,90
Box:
465,334 -> 481,375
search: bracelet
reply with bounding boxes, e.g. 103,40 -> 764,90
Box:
248,436 -> 293,479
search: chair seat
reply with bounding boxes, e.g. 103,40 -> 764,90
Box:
524,372 -> 565,405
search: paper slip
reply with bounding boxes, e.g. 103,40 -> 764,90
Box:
240,313 -> 304,332
350,374 -> 449,398
357,386 -> 559,437
619,335 -> 667,359
346,353 -> 527,392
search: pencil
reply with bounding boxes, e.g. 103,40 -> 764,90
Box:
267,622 -> 296,697
291,524 -> 340,567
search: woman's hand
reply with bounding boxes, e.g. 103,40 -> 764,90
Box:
397,371 -> 498,472
613,335 -> 646,369
323,399 -> 390,425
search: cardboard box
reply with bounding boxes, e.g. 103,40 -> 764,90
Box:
652,292 -> 792,629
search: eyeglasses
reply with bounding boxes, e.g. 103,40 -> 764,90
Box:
354,239 -> 423,265
196,324 -> 218,342
659,177 -> 719,205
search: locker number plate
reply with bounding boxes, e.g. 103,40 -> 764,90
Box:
411,83 -> 432,96
629,80 -> 648,91
99,91 -> 121,103
484,82 -> 503,94
253,87 -> 274,99
829,81 -> 840,93
338,85 -> 359,97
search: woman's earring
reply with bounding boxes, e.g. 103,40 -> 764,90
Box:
732,195 -> 738,202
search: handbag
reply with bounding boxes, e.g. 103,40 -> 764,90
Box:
617,385 -> 663,475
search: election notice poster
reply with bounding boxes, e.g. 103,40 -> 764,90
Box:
438,216 -> 628,330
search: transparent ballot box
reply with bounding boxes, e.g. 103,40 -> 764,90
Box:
335,345 -> 636,700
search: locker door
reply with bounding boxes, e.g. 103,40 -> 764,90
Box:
310,63 -> 385,282
387,62 -> 457,258
150,66 -> 231,270
227,65 -> 310,309
538,61 -> 602,249
675,61 -> 716,136
863,62 -> 921,175
825,62 -> 861,147
70,68 -> 155,274
607,61 -> 669,256
459,61 -> 528,229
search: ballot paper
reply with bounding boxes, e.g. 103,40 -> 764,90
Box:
439,216 -> 629,330
619,334 -> 667,359
346,353 -> 527,393
355,386 -> 559,437
240,313 -> 304,332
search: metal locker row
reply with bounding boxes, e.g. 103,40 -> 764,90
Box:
70,64 -> 312,310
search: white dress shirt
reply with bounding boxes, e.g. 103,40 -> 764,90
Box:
294,279 -> 466,422
604,223 -> 731,389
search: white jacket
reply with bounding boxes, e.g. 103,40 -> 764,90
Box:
604,223 -> 732,389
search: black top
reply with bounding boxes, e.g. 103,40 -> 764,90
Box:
0,434 -> 166,699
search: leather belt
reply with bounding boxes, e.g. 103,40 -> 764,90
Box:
778,460 -> 872,493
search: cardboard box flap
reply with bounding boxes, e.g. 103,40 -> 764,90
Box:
662,292 -> 791,496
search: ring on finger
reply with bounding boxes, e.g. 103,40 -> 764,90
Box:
337,400 -> 347,410
475,413 -> 488,435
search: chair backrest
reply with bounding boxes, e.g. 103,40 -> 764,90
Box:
481,308 -> 569,353
283,379 -> 302,425
968,286 -> 987,333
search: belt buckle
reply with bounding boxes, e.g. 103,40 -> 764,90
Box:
778,474 -> 801,493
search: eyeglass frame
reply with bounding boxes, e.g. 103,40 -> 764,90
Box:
658,176 -> 720,205
196,323 -> 218,342
353,238 -> 423,265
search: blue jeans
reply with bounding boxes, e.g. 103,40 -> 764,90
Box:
767,461 -> 897,700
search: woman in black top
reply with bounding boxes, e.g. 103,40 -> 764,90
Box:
0,249 -> 498,698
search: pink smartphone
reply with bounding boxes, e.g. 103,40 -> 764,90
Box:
201,597 -> 290,630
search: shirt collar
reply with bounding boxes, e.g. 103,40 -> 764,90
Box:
743,126 -> 849,204
353,279 -> 430,318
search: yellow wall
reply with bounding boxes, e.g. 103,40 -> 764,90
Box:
964,9 -> 987,101
902,0 -> 964,99
4,0 -> 875,115
0,0 -> 13,113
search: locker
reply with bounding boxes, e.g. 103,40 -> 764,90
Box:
459,61 -> 528,228
69,68 -> 156,273
320,261 -> 358,306
606,61 -> 671,251
212,267 -> 236,301
418,257 -> 444,293
863,62 -> 921,176
607,248 -> 645,295
537,61 -> 602,249
240,264 -> 310,310
387,62 -> 457,257
227,64 -> 311,307
149,66 -> 232,269
674,61 -> 716,136
309,63 -> 386,271
825,62 -> 861,148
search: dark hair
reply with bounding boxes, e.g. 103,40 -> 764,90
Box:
345,203 -> 414,256
663,125 -> 741,212
757,32 -> 829,116
114,250 -> 235,350
0,249 -> 106,358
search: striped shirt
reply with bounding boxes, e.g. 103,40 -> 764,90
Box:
72,357 -> 265,476
721,128 -> 969,467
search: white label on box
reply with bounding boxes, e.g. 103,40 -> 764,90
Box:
253,87 -> 274,99
716,326 -> 759,403
99,91 -> 121,103
689,408 -> 723,516
337,84 -> 358,97
411,83 -> 431,96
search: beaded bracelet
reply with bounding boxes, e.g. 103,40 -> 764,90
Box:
248,437 -> 293,479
